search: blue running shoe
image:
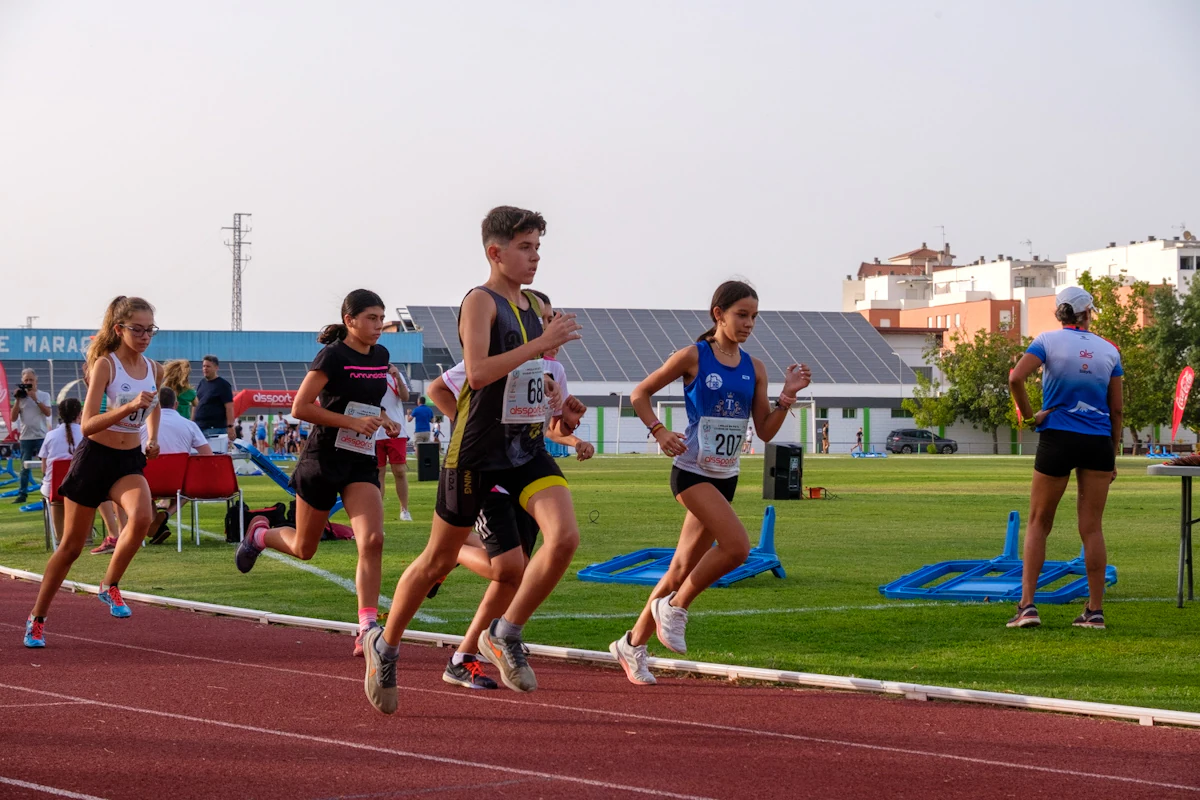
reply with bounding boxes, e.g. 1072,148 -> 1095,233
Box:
99,585 -> 132,618
24,616 -> 45,648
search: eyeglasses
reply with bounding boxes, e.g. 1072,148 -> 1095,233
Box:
120,324 -> 160,338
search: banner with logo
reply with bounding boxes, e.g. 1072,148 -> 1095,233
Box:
1172,366 -> 1195,441
0,363 -> 13,439
233,390 -> 298,418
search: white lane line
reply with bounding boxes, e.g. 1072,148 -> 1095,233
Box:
0,776 -> 110,800
0,701 -> 82,709
183,524 -> 445,625
0,683 -> 716,800
5,628 -> 1197,793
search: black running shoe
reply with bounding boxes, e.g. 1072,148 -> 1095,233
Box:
1006,604 -> 1041,628
442,655 -> 498,690
1072,607 -> 1105,629
235,516 -> 268,574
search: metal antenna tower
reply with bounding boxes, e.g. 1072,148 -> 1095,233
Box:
1019,238 -> 1033,258
222,213 -> 252,331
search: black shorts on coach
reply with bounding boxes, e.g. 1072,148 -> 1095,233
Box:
290,453 -> 380,512
670,465 -> 739,503
59,439 -> 147,509
436,451 -> 566,528
1034,428 -> 1116,477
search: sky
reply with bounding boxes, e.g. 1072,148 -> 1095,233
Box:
1,0 -> 1197,332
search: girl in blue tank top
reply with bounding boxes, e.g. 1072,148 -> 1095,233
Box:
608,281 -> 812,685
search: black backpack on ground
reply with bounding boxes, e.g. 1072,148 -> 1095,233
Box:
223,501 -> 289,543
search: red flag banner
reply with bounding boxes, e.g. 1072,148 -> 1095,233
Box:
0,363 -> 13,441
1172,366 -> 1195,442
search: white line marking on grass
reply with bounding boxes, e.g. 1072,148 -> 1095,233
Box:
3,632 -> 1196,793
182,524 -> 444,625
0,776 -> 110,800
0,684 -> 717,800
0,701 -> 82,709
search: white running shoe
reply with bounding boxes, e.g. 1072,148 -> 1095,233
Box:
610,632 -> 656,685
400,509 -> 412,522
650,592 -> 688,654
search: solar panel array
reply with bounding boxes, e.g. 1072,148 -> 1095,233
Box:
406,307 -> 906,384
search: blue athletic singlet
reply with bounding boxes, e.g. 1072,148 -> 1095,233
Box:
1027,327 -> 1124,437
673,340 -> 756,478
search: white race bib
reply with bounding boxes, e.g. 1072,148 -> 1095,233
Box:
336,401 -> 381,455
502,359 -> 548,425
697,416 -> 748,476
115,392 -> 156,432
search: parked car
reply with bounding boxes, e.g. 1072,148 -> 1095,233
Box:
886,428 -> 958,454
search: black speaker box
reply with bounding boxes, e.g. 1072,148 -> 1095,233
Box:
763,442 -> 803,500
416,442 -> 440,482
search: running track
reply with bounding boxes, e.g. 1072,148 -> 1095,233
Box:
2,578 -> 1199,800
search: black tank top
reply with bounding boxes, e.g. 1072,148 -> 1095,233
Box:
444,287 -> 547,471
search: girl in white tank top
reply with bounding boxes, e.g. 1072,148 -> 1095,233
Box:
24,296 -> 163,649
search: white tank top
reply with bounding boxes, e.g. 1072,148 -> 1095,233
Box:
105,353 -> 158,433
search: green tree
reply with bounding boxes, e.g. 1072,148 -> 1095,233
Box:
906,328 -> 1035,454
1147,277 -> 1200,436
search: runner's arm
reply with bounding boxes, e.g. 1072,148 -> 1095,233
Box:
1008,352 -> 1044,421
426,375 -> 457,421
289,370 -> 366,430
1107,374 -> 1124,455
461,289 -> 581,391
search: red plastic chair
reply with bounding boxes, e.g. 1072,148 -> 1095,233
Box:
142,453 -> 190,549
177,455 -> 243,552
42,457 -> 73,551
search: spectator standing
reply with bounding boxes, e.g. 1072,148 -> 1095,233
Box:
161,360 -> 197,420
376,364 -> 412,521
408,396 -> 435,443
193,355 -> 234,452
821,422 -> 830,454
39,398 -> 84,538
11,368 -> 52,503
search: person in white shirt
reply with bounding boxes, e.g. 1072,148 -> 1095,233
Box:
141,386 -> 211,544
39,398 -> 85,539
375,365 -> 412,521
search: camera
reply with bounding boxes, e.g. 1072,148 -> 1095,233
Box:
15,383 -> 31,399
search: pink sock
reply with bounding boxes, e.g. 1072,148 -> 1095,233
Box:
358,607 -> 378,632
251,525 -> 267,550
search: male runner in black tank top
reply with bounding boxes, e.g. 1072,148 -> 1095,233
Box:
364,206 -> 583,712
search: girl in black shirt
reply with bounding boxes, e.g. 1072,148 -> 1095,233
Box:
235,289 -> 400,657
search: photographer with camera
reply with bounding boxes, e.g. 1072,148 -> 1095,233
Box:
11,368 -> 52,504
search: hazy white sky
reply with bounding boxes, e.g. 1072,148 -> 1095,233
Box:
1,1 -> 1196,332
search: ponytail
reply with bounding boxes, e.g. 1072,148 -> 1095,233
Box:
318,289 -> 385,344
87,296 -> 155,374
58,398 -> 83,454
696,280 -> 758,342
318,324 -> 348,344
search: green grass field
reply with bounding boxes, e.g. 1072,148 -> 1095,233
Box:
2,454 -> 1198,711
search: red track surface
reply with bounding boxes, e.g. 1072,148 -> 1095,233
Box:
2,578 -> 1200,800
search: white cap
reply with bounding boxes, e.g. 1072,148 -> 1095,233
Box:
1056,286 -> 1095,314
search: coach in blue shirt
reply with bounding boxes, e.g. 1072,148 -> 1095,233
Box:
1006,286 -> 1123,632
407,397 -> 435,444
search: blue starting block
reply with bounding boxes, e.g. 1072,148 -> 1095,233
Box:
234,443 -> 343,516
577,506 -> 785,587
0,457 -> 19,488
878,510 -> 1116,604
851,446 -> 887,459
546,440 -> 571,458
20,500 -> 44,513
1145,445 -> 1172,458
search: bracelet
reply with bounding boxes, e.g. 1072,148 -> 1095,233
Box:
775,394 -> 797,409
648,421 -> 664,436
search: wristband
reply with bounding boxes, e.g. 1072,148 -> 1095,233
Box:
775,394 -> 797,409
648,421 -> 664,436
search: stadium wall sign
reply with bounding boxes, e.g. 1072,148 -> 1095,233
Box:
233,390 -> 299,417
0,328 -> 422,363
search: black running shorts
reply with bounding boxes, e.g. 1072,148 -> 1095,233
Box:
59,439 -> 147,509
1034,428 -> 1116,478
436,451 -> 566,528
670,465 -> 738,503
290,453 -> 380,512
475,490 -> 539,559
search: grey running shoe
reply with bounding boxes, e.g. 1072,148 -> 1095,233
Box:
650,592 -> 688,653
610,632 -> 656,685
442,654 -> 498,690
363,626 -> 398,714
235,516 -> 268,574
1006,604 -> 1041,628
1072,607 -> 1105,629
477,621 -> 537,693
